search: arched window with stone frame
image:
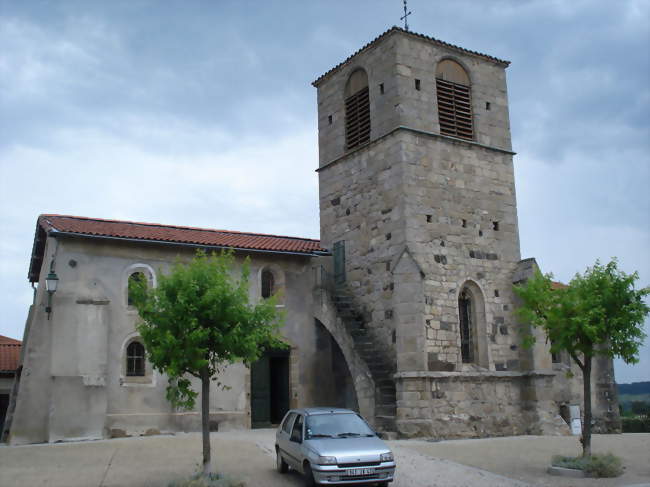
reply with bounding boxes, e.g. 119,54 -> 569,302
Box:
458,289 -> 474,363
258,265 -> 285,305
344,68 -> 371,150
127,272 -> 146,306
457,281 -> 488,368
126,341 -> 146,377
124,264 -> 156,308
435,59 -> 473,140
121,335 -> 154,386
261,268 -> 275,299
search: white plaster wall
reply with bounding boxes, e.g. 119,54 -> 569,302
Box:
11,234 -> 330,443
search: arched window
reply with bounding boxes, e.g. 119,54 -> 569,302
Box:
344,69 -> 370,150
458,289 -> 474,363
261,269 -> 275,299
127,272 -> 146,306
126,341 -> 145,377
436,59 -> 473,140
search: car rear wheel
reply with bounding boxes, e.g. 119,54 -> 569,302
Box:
276,449 -> 288,473
303,462 -> 316,487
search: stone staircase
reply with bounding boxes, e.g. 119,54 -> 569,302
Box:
330,285 -> 397,434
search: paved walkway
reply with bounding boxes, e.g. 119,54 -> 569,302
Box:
0,431 -> 648,486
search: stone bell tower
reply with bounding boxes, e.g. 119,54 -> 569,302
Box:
312,28 -> 557,438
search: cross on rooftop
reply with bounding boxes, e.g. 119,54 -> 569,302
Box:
401,0 -> 412,31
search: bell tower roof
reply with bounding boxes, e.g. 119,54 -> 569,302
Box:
312,26 -> 510,87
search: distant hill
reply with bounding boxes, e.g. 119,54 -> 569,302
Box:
618,382 -> 650,395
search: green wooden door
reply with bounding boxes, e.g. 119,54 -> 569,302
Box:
270,355 -> 290,424
251,350 -> 290,428
251,355 -> 271,428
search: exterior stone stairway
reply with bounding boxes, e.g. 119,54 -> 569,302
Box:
331,285 -> 397,434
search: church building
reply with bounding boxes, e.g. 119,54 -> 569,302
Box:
3,27 -> 619,445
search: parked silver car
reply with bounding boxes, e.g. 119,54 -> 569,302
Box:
275,407 -> 396,486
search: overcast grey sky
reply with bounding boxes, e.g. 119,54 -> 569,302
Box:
1,0 -> 648,383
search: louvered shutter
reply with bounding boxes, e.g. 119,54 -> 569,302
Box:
345,86 -> 370,150
436,78 -> 473,140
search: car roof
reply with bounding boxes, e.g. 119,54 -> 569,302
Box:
291,407 -> 357,416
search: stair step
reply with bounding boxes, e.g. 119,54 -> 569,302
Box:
350,330 -> 368,338
376,388 -> 395,395
377,396 -> 396,405
374,415 -> 397,432
366,363 -> 393,372
376,406 -> 396,416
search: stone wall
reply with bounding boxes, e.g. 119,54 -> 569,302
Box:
395,372 -> 568,438
400,130 -> 521,373
318,130 -> 407,361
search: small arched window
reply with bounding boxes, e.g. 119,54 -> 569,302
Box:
344,69 -> 370,150
458,289 -> 474,363
261,269 -> 275,299
436,59 -> 473,140
126,341 -> 145,376
127,272 -> 146,306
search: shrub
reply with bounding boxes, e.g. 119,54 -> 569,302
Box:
552,453 -> 623,478
622,417 -> 650,433
167,472 -> 245,487
584,453 -> 623,478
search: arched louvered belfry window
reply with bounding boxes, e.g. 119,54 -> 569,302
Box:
126,341 -> 146,376
436,59 -> 473,140
261,269 -> 275,299
344,69 -> 371,150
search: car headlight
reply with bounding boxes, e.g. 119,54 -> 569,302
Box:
380,452 -> 394,462
317,455 -> 337,465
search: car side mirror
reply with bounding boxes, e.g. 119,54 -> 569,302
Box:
375,431 -> 385,439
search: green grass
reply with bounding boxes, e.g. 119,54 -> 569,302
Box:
552,453 -> 623,478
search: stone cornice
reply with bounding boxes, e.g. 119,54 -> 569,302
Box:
316,125 -> 516,173
394,370 -> 556,380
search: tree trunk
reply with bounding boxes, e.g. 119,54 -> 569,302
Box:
581,355 -> 592,458
200,367 -> 212,475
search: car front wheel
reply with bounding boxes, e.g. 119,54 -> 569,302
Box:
303,462 -> 316,487
276,449 -> 288,473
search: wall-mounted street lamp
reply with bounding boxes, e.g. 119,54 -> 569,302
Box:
45,266 -> 59,320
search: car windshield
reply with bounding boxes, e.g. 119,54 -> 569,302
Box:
305,413 -> 375,439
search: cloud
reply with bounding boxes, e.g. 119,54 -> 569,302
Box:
0,0 -> 648,383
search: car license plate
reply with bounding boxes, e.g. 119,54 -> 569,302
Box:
347,467 -> 375,476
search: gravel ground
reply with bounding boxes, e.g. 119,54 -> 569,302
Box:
0,430 -> 647,487
394,433 -> 650,487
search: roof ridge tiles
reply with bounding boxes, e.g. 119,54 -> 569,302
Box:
39,214 -> 321,243
312,26 -> 510,87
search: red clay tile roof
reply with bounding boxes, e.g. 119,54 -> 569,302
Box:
38,214 -> 326,255
312,26 -> 510,87
0,335 -> 21,372
551,281 -> 568,290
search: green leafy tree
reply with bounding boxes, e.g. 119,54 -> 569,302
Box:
630,400 -> 650,418
130,250 -> 285,474
515,259 -> 648,457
